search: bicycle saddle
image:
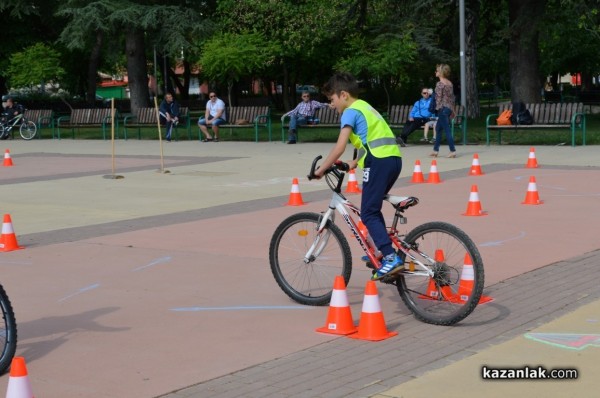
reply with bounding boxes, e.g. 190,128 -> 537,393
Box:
384,195 -> 419,210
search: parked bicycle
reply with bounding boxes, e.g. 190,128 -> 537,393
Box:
0,284 -> 17,374
269,155 -> 485,325
0,112 -> 37,140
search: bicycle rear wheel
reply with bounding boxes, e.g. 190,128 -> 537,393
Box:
20,120 -> 37,140
0,284 -> 17,374
269,212 -> 352,306
396,222 -> 484,325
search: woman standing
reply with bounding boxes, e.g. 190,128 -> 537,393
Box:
430,64 -> 456,158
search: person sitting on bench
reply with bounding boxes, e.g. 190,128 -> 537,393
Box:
396,88 -> 434,147
282,91 -> 330,144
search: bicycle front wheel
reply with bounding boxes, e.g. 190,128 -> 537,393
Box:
19,120 -> 37,140
0,284 -> 17,374
269,212 -> 352,306
397,222 -> 484,325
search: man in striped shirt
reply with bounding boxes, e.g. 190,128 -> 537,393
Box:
282,91 -> 330,144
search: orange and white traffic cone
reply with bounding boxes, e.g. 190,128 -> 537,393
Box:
5,357 -> 34,398
348,281 -> 398,341
468,153 -> 484,176
419,249 -> 455,301
3,149 -> 14,167
0,214 -> 24,252
285,178 -> 305,206
526,147 -> 539,168
462,185 -> 487,216
345,169 -> 362,193
410,160 -> 425,183
522,176 -> 543,205
426,159 -> 442,184
316,276 -> 358,335
456,253 -> 493,304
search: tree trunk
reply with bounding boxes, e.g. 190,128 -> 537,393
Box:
508,0 -> 546,103
168,60 -> 191,99
181,60 -> 191,99
86,30 -> 103,105
580,72 -> 593,91
282,63 -> 291,111
126,29 -> 150,115
227,80 -> 233,107
465,0 -> 480,118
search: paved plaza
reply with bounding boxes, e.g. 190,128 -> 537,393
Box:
0,139 -> 598,397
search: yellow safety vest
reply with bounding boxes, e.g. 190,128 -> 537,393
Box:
347,100 -> 401,168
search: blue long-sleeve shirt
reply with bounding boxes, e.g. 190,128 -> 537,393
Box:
409,98 -> 433,119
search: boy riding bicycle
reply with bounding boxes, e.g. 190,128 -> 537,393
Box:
314,72 -> 404,280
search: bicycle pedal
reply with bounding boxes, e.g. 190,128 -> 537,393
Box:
371,265 -> 405,281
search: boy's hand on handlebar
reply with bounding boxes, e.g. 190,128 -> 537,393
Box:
313,166 -> 325,179
334,160 -> 349,172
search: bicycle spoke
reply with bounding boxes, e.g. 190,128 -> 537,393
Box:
270,213 -> 352,306
397,222 -> 484,325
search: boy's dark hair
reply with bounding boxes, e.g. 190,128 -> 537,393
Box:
322,72 -> 359,98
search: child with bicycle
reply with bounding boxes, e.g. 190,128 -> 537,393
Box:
1,97 -> 23,139
314,72 -> 404,280
2,97 -> 23,118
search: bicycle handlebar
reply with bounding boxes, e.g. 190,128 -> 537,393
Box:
307,155 -> 351,193
307,156 -> 350,180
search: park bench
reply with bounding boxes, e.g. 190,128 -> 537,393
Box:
577,90 -> 600,112
122,107 -> 191,140
280,106 -> 340,142
23,109 -> 54,139
387,104 -> 467,145
56,108 -> 118,140
485,102 -> 586,147
212,106 -> 272,142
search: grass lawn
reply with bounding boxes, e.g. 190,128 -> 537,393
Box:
41,105 -> 600,146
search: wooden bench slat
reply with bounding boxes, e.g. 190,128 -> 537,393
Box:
122,107 -> 191,140
387,104 -> 467,145
218,106 -> 272,142
280,106 -> 341,142
23,109 -> 54,138
56,108 -> 118,139
485,102 -> 586,146
281,103 -> 467,144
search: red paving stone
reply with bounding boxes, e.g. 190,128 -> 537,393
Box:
0,143 -> 598,397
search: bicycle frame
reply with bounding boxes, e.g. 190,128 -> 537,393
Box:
305,189 -> 435,278
1,114 -> 24,132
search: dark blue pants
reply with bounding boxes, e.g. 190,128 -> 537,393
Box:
361,154 -> 402,257
433,106 -> 456,152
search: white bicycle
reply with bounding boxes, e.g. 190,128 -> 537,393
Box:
0,112 -> 37,140
269,155 -> 485,325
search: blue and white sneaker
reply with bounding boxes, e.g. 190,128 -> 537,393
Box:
361,255 -> 381,270
371,254 -> 404,280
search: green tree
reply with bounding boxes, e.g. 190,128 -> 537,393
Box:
0,0 -> 63,95
217,0 -> 344,109
57,0 -> 117,103
200,32 -> 280,105
336,32 -> 417,112
58,0 -> 214,112
477,2 -> 510,93
6,43 -> 65,90
540,0 -> 600,90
